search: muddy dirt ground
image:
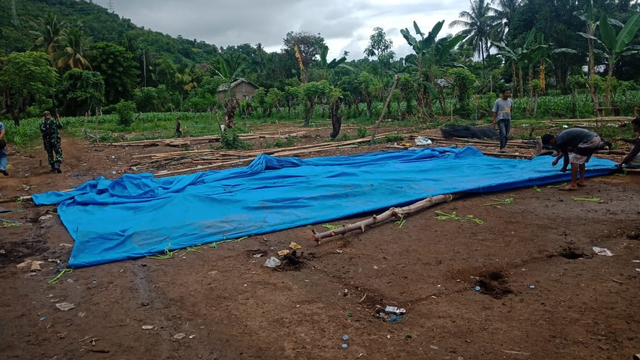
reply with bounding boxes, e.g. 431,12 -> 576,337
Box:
0,123 -> 639,360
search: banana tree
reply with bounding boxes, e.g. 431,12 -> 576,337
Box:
318,45 -> 351,83
401,20 -> 443,118
401,21 -> 463,119
576,8 -> 624,110
580,13 -> 640,105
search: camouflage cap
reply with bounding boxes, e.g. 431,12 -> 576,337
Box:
42,111 -> 51,116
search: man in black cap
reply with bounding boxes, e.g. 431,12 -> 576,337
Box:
39,110 -> 63,173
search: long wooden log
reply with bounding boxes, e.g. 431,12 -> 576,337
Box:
111,132 -> 309,147
311,194 -> 457,243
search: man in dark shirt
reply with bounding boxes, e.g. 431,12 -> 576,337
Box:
613,117 -> 640,168
541,128 -> 602,191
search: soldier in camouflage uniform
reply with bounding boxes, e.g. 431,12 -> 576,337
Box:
39,111 -> 63,173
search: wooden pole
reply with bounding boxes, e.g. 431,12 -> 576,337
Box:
312,194 -> 457,243
370,75 -> 399,145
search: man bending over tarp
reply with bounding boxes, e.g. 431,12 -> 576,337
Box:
542,128 -> 603,191
613,117 -> 640,168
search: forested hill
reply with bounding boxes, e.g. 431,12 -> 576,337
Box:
0,0 -> 220,64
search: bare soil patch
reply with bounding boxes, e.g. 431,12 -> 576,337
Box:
0,123 -> 639,359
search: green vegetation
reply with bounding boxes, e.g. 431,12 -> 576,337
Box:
1,0 -> 640,148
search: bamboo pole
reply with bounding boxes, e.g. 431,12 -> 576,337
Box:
311,194 -> 457,243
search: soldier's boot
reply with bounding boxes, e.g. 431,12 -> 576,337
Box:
54,160 -> 62,174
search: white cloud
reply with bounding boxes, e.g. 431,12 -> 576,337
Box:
95,0 -> 468,60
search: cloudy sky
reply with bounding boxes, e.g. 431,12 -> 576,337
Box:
93,0 -> 469,60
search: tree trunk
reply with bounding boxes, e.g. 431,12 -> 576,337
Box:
370,75 -> 399,144
518,67 -> 524,100
480,45 -> 486,80
526,65 -> 533,117
511,62 -> 517,98
604,57 -> 615,106
11,111 -> 20,127
329,99 -> 342,139
304,98 -> 315,126
224,98 -> 238,129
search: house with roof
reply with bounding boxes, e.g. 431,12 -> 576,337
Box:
216,78 -> 259,102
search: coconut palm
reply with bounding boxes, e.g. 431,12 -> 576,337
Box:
449,0 -> 501,79
53,28 -> 92,70
30,12 -> 67,56
489,0 -> 521,43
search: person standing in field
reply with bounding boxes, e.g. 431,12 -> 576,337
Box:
0,120 -> 8,176
39,110 -> 64,173
613,117 -> 640,168
492,90 -> 514,152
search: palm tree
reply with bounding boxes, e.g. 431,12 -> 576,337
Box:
489,0 -> 521,43
30,12 -> 67,56
449,0 -> 500,79
53,28 -> 92,70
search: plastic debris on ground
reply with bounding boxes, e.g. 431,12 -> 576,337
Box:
414,137 -> 433,146
263,257 -> 281,268
55,302 -> 76,311
289,242 -> 302,250
277,249 -> 290,256
593,247 -> 613,256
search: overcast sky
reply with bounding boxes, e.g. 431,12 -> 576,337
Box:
93,0 -> 469,60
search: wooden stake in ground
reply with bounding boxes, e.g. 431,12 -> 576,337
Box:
370,75 -> 399,145
312,194 -> 457,243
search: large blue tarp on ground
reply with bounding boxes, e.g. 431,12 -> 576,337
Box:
33,147 -> 616,267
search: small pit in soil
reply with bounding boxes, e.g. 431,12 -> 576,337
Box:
476,270 -> 513,299
0,238 -> 49,267
559,247 -> 585,260
274,250 -> 307,271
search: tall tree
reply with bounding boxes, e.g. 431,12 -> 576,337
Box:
490,0 -> 521,43
283,31 -> 326,83
364,27 -> 394,59
0,52 -> 58,126
60,69 -> 105,115
30,12 -> 66,56
88,42 -> 140,105
449,0 -> 500,78
53,27 -> 92,70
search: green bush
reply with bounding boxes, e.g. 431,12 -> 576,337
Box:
384,132 -> 405,142
2,118 -> 42,146
357,126 -> 368,138
115,100 -> 136,127
219,129 -> 252,150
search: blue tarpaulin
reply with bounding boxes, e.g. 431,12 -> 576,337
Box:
33,147 -> 616,267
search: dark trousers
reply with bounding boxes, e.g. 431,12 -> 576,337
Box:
43,137 -> 63,168
497,119 -> 511,149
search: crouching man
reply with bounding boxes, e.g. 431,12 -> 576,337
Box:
541,128 -> 603,191
613,117 -> 640,168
